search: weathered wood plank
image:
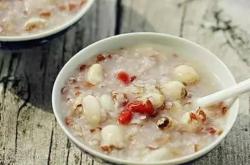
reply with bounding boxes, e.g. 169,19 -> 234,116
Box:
120,0 -> 185,35
0,40 -> 63,165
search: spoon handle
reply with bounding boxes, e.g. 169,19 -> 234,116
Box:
196,78 -> 250,107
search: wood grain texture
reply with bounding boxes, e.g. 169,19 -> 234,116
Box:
0,0 -> 249,165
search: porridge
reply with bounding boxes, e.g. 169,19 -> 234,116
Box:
0,0 -> 87,36
61,44 -> 228,162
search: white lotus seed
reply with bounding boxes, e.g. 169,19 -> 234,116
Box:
24,17 -> 46,32
141,86 -> 165,109
82,95 -> 101,127
160,81 -> 187,100
100,94 -> 115,111
174,65 -> 199,85
101,125 -> 124,148
87,63 -> 104,85
148,92 -> 165,109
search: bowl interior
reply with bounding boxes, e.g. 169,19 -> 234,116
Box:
0,0 -> 95,42
52,33 -> 239,165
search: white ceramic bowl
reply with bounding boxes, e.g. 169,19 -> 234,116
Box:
52,33 -> 239,165
0,0 -> 94,42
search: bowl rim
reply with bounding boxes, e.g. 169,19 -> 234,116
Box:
0,0 -> 95,42
52,32 -> 239,165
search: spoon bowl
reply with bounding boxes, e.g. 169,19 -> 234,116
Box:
196,78 -> 250,107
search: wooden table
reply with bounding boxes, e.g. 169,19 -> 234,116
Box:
0,0 -> 249,164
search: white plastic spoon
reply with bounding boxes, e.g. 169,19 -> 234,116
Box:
195,78 -> 250,107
